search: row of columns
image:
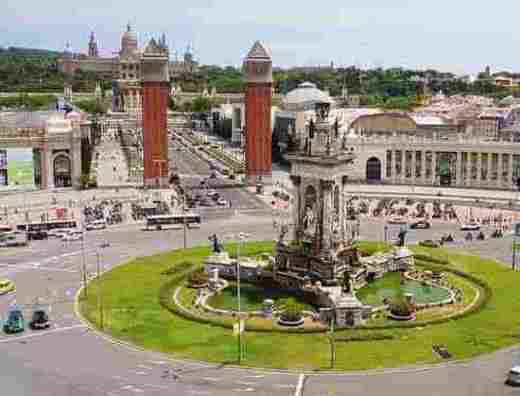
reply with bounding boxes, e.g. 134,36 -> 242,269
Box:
387,150 -> 518,189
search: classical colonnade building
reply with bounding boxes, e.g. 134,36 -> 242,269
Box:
341,113 -> 520,190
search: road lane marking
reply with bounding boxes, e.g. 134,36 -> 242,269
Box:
294,374 -> 305,396
0,324 -> 86,344
236,381 -> 257,386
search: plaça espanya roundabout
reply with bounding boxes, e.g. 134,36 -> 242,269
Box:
78,103 -> 520,371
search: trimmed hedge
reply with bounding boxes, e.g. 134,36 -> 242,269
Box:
335,333 -> 395,342
413,253 -> 449,265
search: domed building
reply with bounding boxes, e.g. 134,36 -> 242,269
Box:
282,82 -> 332,112
120,23 -> 138,56
57,23 -> 198,107
273,82 -> 333,162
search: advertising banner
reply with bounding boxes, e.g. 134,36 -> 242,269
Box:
1,149 -> 34,188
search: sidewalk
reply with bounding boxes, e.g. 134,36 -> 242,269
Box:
345,184 -> 520,204
0,188 -> 177,225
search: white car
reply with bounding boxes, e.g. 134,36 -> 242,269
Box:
86,221 -> 107,231
460,223 -> 480,231
507,365 -> 520,386
61,232 -> 82,242
49,229 -> 75,239
207,190 -> 219,197
388,216 -> 407,225
217,198 -> 228,206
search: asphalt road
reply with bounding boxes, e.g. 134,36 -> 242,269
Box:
0,209 -> 519,395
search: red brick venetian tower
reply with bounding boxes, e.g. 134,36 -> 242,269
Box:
141,38 -> 170,188
243,41 -> 273,185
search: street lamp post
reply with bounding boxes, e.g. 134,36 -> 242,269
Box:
226,231 -> 250,363
329,312 -> 336,369
96,241 -> 110,330
80,196 -> 88,298
182,191 -> 187,250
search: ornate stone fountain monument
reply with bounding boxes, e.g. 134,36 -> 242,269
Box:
274,101 -> 358,288
273,102 -> 370,326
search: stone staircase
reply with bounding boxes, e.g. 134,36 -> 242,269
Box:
90,131 -> 132,187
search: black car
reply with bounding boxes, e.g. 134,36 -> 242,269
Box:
410,220 -> 431,230
28,231 -> 48,241
29,309 -> 50,330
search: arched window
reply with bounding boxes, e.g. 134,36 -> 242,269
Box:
366,157 -> 382,183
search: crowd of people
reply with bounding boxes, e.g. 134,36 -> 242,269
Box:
83,200 -> 124,225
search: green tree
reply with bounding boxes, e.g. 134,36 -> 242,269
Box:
192,96 -> 211,112
75,99 -> 107,115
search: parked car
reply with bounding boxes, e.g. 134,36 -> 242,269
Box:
418,239 -> 440,248
410,220 -> 431,230
29,309 -> 51,330
28,230 -> 48,240
217,198 -> 228,206
86,220 -> 107,231
0,232 -> 28,247
48,229 -> 72,239
62,231 -> 82,242
3,309 -> 25,334
507,365 -> 520,386
0,279 -> 15,295
460,222 -> 480,231
388,216 -> 408,225
207,190 -> 219,197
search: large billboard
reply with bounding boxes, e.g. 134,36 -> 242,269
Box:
0,149 -> 34,188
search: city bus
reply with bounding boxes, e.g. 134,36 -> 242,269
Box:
16,219 -> 78,233
145,213 -> 201,231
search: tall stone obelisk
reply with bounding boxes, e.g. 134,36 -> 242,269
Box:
141,38 -> 170,188
243,41 -> 273,185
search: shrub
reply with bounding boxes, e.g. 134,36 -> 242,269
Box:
389,290 -> 415,317
162,261 -> 194,275
278,297 -> 304,322
188,268 -> 209,287
389,298 -> 415,317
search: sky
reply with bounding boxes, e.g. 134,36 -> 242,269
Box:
1,0 -> 519,74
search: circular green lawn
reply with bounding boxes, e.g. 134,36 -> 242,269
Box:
79,241 -> 520,371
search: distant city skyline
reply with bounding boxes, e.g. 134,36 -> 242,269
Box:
2,0 -> 520,75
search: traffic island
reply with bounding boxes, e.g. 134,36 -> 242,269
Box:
78,242 -> 520,371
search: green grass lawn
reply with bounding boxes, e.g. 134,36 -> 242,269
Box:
79,241 -> 520,370
207,282 -> 314,312
357,272 -> 452,306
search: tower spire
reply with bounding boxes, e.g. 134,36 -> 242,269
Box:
88,30 -> 99,57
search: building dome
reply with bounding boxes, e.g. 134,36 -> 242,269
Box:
283,82 -> 331,111
121,23 -> 138,55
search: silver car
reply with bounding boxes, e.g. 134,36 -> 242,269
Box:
507,365 -> 520,386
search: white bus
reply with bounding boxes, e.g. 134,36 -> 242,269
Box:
145,213 -> 201,231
